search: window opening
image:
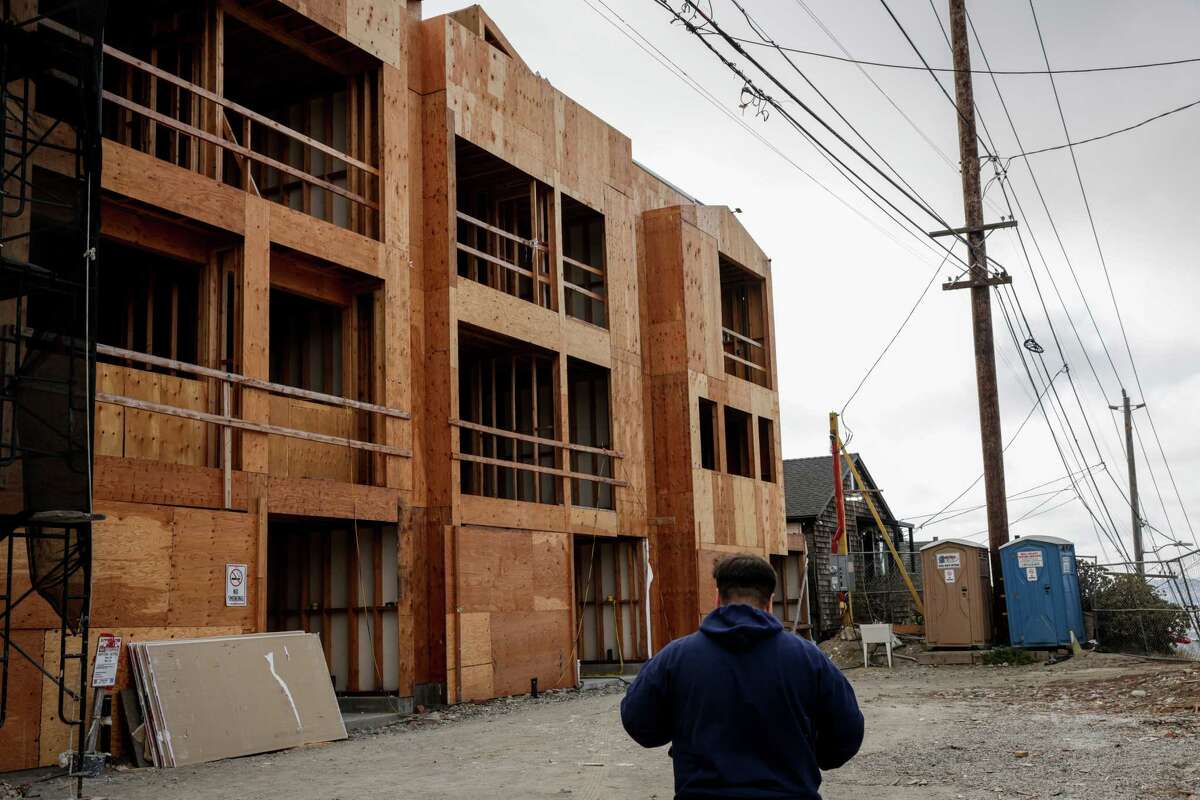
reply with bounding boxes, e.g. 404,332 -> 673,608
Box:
698,397 -> 717,471
758,417 -> 775,482
568,358 -> 614,509
720,256 -> 769,387
562,194 -> 607,328
724,405 -> 753,477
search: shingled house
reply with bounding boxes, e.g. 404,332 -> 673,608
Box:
783,455 -> 916,638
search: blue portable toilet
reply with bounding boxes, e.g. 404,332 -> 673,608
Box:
1000,535 -> 1085,648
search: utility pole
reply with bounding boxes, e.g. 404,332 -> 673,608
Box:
940,0 -> 1013,643
1109,389 -> 1146,575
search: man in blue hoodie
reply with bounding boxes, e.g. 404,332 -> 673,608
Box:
620,553 -> 864,799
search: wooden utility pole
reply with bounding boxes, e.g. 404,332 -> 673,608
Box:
1109,389 -> 1146,575
942,0 -> 1012,642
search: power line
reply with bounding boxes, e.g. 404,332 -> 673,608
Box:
961,492 -> 1078,540
877,0 -> 1127,558
904,465 -> 1101,521
921,486 -> 1085,529
787,0 -> 957,172
577,0 -> 951,270
915,4 -> 1145,557
916,366 -> 1065,530
650,0 -> 987,274
732,0 -> 947,231
1027,0 -> 1199,549
725,35 -> 1200,76
839,252 -> 946,415
1005,96 -> 1200,159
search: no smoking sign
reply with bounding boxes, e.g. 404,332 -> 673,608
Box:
226,563 -> 248,607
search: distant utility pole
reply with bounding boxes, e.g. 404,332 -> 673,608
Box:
1109,389 -> 1146,575
937,0 -> 1014,643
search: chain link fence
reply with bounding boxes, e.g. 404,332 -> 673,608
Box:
847,548 -> 924,626
1082,552 -> 1200,660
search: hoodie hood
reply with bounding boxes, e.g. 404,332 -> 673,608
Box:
700,604 -> 783,651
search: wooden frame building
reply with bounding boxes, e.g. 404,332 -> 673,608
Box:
0,1 -> 792,769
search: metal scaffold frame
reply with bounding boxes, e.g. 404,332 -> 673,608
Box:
0,0 -> 105,793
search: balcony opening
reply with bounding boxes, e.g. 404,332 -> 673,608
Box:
724,405 -> 753,478
574,535 -> 649,666
567,358 -> 614,510
561,195 -> 607,328
698,397 -> 717,471
267,269 -> 377,484
84,234 -> 208,467
758,417 -> 775,482
269,289 -> 344,396
455,138 -> 553,309
99,2 -> 380,236
457,326 -> 560,504
94,239 -> 202,366
720,256 -> 769,387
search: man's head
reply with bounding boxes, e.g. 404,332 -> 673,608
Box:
713,553 -> 776,610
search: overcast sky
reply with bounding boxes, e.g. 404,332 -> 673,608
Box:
424,0 -> 1200,562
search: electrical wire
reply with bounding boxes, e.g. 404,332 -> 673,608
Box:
840,249 -> 948,416
900,2 -> 1148,557
1005,97 -> 1200,159
724,35 -> 1200,76
915,367 -> 1065,530
579,0 -> 954,270
1028,0 -> 1199,549
904,465 -> 1101,522
650,0 -> 991,275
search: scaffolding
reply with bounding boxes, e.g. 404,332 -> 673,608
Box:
0,1 -> 105,792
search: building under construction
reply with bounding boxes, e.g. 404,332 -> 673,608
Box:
0,0 -> 794,770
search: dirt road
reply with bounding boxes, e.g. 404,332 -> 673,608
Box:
16,652 -> 1199,799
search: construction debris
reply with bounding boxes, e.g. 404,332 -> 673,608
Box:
128,632 -> 346,767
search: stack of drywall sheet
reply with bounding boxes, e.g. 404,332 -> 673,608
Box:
128,631 -> 346,767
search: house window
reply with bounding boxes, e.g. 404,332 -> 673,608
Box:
720,256 -> 769,387
758,417 -> 775,482
562,195 -> 607,328
698,398 -> 718,471
568,358 -> 614,510
96,240 -> 201,365
724,406 -> 753,478
269,289 -> 343,395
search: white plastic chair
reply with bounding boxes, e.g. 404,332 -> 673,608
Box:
859,623 -> 894,669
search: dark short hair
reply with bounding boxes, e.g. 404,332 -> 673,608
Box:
714,554 -> 776,607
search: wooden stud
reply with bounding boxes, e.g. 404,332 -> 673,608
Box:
348,526 -> 360,692
255,494 -> 268,632
322,529 -> 333,674
372,527 -> 384,690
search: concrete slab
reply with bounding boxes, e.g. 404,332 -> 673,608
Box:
342,711 -> 404,734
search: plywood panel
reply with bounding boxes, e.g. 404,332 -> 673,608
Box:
95,364 -> 125,457
92,502 -> 173,627
457,528 -> 532,614
489,609 -> 572,696
531,532 -> 569,611
0,630 -> 45,771
169,507 -> 258,628
270,398 -> 354,482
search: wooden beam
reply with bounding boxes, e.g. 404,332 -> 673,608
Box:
96,344 -> 410,419
97,392 -> 412,456
255,493 -> 268,632
449,419 -> 622,459
103,92 -> 378,209
217,0 -> 359,77
453,452 -> 627,487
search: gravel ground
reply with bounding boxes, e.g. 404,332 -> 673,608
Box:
6,652 -> 1196,800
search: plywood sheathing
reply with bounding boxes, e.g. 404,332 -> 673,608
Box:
444,526 -> 572,703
